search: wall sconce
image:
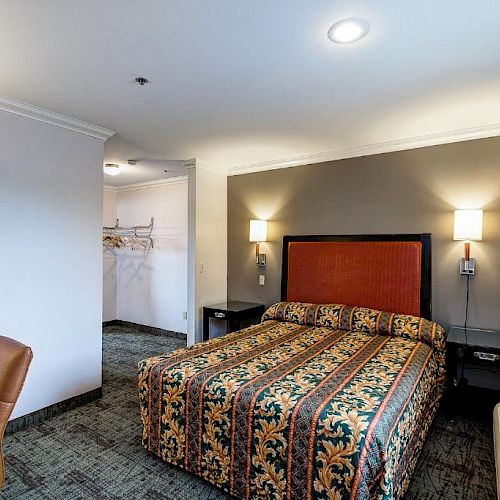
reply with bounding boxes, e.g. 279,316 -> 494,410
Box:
453,209 -> 483,275
249,219 -> 267,267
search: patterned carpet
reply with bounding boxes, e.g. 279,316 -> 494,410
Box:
1,326 -> 496,499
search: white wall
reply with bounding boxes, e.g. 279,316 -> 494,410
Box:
187,168 -> 196,342
102,189 -> 117,322
187,166 -> 227,345
0,109 -> 105,419
114,179 -> 188,334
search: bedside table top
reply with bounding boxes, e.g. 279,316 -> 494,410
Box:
448,326 -> 500,350
204,301 -> 265,312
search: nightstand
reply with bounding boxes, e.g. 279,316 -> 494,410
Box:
446,326 -> 500,416
203,301 -> 265,341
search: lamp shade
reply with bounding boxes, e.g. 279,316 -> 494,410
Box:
249,219 -> 267,242
453,209 -> 483,241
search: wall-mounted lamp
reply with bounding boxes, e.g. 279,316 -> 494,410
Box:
453,209 -> 483,275
249,219 -> 267,267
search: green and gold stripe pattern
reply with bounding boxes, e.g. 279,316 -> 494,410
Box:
139,302 -> 445,499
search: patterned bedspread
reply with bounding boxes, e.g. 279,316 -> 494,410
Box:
139,302 -> 446,499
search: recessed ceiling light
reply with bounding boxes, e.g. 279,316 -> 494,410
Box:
103,163 -> 123,176
328,18 -> 370,44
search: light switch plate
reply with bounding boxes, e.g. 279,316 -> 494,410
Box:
259,274 -> 265,286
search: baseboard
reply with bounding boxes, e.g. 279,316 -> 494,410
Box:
6,387 -> 102,435
103,319 -> 119,327
103,319 -> 187,341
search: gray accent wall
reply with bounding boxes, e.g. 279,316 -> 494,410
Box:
227,136 -> 500,330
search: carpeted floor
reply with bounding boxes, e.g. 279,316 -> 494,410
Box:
1,326 -> 496,499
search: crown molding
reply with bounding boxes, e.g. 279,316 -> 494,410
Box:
0,96 -> 115,140
104,176 -> 188,192
227,122 -> 500,176
194,159 -> 226,175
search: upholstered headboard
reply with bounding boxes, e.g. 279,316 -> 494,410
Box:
281,234 -> 432,319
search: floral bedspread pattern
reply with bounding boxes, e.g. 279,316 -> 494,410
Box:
139,302 -> 446,499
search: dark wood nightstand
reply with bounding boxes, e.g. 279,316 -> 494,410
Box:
203,301 -> 265,341
446,326 -> 500,416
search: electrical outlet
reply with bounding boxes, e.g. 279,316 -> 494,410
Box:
259,274 -> 265,286
182,311 -> 188,320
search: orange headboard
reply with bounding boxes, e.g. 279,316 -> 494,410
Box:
281,234 -> 431,319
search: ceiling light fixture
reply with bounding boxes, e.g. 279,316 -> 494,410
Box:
328,18 -> 370,44
103,163 -> 122,176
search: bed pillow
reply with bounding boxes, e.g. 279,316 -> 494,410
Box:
262,301 -> 446,354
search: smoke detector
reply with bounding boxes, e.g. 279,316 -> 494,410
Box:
135,76 -> 149,86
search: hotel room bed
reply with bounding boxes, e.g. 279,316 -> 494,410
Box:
139,302 -> 445,499
139,234 -> 446,499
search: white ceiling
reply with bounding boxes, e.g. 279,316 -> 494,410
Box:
1,0 -> 499,177
102,135 -> 189,186
103,160 -> 188,187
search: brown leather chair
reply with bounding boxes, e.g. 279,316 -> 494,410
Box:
0,336 -> 32,489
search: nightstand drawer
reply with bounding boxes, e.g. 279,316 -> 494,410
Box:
463,348 -> 500,391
